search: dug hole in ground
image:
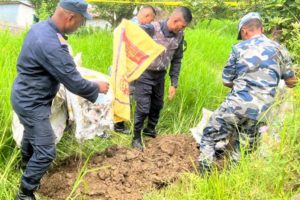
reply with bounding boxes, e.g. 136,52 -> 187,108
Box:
13,51 -> 202,199
38,135 -> 198,200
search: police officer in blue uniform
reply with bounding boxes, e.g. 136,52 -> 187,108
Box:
131,7 -> 192,150
12,0 -> 109,199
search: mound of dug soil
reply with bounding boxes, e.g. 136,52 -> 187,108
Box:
38,135 -> 198,200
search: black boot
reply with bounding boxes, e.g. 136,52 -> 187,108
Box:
15,187 -> 36,200
114,122 -> 130,134
143,127 -> 157,138
131,138 -> 144,151
131,131 -> 144,151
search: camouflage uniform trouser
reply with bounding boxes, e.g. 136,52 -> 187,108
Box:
199,102 -> 263,166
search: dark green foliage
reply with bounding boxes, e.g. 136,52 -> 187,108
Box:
93,2 -> 136,27
184,0 -> 300,62
30,0 -> 59,20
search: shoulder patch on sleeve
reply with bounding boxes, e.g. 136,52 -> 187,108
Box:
57,33 -> 68,46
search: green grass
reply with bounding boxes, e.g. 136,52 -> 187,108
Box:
0,31 -> 25,199
145,105 -> 300,199
0,20 -> 299,200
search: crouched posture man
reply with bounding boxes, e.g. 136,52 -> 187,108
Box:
199,12 -> 297,175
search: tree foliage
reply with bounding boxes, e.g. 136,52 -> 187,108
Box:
184,0 -> 300,62
92,2 -> 136,27
257,0 -> 300,62
30,0 -> 58,20
24,0 -> 300,61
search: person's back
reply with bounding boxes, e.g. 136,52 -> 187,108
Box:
224,34 -> 293,120
12,18 -> 102,118
198,12 -> 297,176
13,20 -> 61,115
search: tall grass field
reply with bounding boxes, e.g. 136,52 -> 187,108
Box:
0,20 -> 299,199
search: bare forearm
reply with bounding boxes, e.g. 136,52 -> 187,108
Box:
285,76 -> 298,88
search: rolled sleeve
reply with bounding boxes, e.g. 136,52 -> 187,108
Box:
279,47 -> 295,80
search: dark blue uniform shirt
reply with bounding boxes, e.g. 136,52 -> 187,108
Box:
11,19 -> 99,118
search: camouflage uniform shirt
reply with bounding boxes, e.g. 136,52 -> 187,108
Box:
222,34 -> 294,120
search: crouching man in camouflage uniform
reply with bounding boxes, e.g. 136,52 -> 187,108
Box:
198,12 -> 297,175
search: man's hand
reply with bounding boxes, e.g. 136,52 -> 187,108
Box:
223,82 -> 233,88
285,76 -> 298,88
97,81 -> 109,94
168,86 -> 176,100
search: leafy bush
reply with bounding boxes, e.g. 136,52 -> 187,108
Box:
184,0 -> 300,62
258,0 -> 300,62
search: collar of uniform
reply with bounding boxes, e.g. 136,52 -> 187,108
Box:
160,20 -> 176,38
47,18 -> 68,40
131,16 -> 140,25
251,34 -> 265,39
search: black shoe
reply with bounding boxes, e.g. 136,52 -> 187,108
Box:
198,160 -> 211,177
114,122 -> 130,134
15,189 -> 36,200
131,138 -> 144,151
143,127 -> 157,138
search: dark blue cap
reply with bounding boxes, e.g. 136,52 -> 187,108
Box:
59,0 -> 92,20
237,12 -> 262,40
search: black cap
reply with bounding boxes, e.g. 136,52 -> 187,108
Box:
60,0 -> 92,20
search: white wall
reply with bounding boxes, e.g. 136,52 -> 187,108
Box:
86,19 -> 112,29
0,4 -> 19,24
17,4 -> 35,27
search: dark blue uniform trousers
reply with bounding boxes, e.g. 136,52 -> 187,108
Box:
17,113 -> 56,192
133,70 -> 165,136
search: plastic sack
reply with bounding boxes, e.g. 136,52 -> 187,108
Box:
12,53 -> 113,146
12,87 -> 67,146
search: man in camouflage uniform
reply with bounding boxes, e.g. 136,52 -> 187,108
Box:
113,5 -> 157,134
132,6 -> 192,150
198,12 -> 297,175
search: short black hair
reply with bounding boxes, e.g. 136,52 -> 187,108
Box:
140,5 -> 156,16
176,6 -> 192,23
243,19 -> 263,31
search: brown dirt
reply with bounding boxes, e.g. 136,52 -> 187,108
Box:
38,135 -> 198,200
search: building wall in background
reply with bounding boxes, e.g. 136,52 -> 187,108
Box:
0,2 -> 35,28
0,4 -> 19,25
86,19 -> 112,30
16,4 -> 35,27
